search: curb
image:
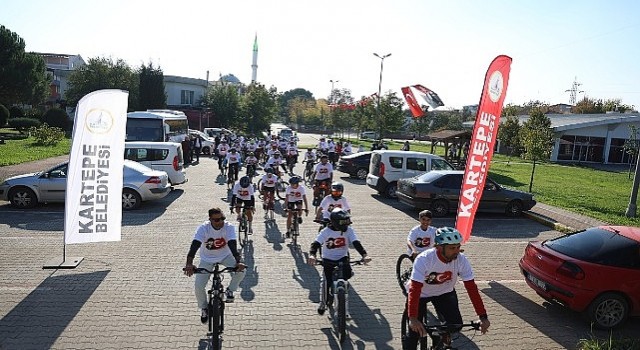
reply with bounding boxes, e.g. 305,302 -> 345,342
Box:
523,211 -> 575,233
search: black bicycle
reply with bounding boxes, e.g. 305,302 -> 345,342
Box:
396,253 -> 414,296
400,315 -> 481,350
235,206 -> 251,248
187,264 -> 238,350
284,208 -> 307,247
314,258 -> 366,344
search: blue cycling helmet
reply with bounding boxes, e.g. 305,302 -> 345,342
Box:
435,227 -> 463,245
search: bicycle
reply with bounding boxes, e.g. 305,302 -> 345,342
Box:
400,313 -> 481,350
312,181 -> 329,209
246,163 -> 257,178
260,188 -> 276,222
396,253 -> 414,296
284,207 -> 307,247
314,258 -> 366,344
275,176 -> 289,201
232,206 -> 252,248
303,160 -> 317,186
286,155 -> 297,175
186,264 -> 238,350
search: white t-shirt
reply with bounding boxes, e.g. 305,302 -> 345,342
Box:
406,225 -> 437,255
232,182 -> 254,201
285,185 -> 306,203
304,151 -> 316,162
314,226 -> 359,261
319,195 -> 351,219
314,162 -> 333,180
265,157 -> 284,169
409,248 -> 475,298
226,152 -> 241,164
193,221 -> 237,263
217,144 -> 229,156
318,141 -> 328,150
260,174 -> 278,188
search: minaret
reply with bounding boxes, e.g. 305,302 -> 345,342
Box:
251,33 -> 258,83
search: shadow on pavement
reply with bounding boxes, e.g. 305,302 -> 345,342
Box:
0,270 -> 110,349
239,240 -> 257,302
291,249 -> 321,303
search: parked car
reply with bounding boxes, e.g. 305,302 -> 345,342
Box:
519,225 -> 640,329
366,150 -> 454,198
395,170 -> 536,216
188,129 -> 216,155
0,160 -> 171,210
203,127 -> 234,140
125,141 -> 187,185
337,151 -> 372,180
360,131 -> 379,139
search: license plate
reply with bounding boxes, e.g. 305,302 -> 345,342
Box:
526,273 -> 547,291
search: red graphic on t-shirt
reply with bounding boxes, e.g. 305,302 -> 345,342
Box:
424,271 -> 452,285
205,237 -> 227,250
239,189 -> 249,196
325,237 -> 346,249
414,237 -> 431,248
319,168 -> 328,174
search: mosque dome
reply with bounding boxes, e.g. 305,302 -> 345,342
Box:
220,74 -> 241,84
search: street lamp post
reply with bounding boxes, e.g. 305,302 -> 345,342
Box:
373,52 -> 391,139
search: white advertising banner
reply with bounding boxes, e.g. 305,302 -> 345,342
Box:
65,90 -> 129,244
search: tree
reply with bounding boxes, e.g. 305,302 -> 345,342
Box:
498,115 -> 521,163
238,83 -> 276,136
65,57 -> 139,111
277,88 -> 314,124
42,107 -> 70,131
138,62 -> 166,110
375,91 -> 405,139
519,108 -> 554,192
0,25 -> 49,106
572,97 -> 604,114
408,115 -> 431,139
0,104 -> 9,127
202,84 -> 239,128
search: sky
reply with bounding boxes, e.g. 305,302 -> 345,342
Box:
2,0 -> 640,110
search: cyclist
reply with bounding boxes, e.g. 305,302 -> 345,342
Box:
327,138 -> 337,165
244,151 -> 259,177
286,141 -> 299,173
316,182 -> 351,222
216,139 -> 229,174
230,176 -> 255,234
342,142 -> 353,156
183,207 -> 246,323
406,210 -> 436,259
311,154 -> 333,206
404,227 -> 490,349
307,208 -> 371,315
259,168 -> 278,218
265,151 -> 286,177
317,137 -> 328,154
284,176 -> 309,238
226,148 -> 242,189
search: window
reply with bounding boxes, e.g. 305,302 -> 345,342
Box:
406,157 -> 427,171
124,148 -> 169,162
436,174 -> 463,189
181,90 -> 195,105
431,159 -> 454,171
389,157 -> 403,169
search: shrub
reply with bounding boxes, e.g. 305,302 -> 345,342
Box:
8,106 -> 24,119
28,123 -> 66,145
0,104 -> 9,127
24,108 -> 43,121
7,117 -> 41,133
42,108 -> 70,131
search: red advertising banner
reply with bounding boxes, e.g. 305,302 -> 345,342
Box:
401,86 -> 424,117
455,55 -> 512,242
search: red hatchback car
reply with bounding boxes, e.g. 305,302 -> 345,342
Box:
519,225 -> 640,329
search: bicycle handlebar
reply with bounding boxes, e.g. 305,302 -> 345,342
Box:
313,258 -> 367,266
183,266 -> 239,274
422,320 -> 481,334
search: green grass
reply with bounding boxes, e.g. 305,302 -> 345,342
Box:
577,333 -> 640,350
0,135 -> 71,166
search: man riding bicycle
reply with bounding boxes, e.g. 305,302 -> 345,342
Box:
216,139 -> 229,174
226,148 -> 242,189
307,208 -> 371,315
265,151 -> 286,177
311,154 -> 333,206
284,176 -> 309,238
259,168 -> 278,217
406,210 -> 437,259
316,182 -> 351,222
230,176 -> 255,234
404,227 -> 490,349
183,207 -> 246,323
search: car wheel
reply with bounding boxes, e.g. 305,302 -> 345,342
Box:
8,187 -> 37,209
586,292 -> 629,329
122,189 -> 142,210
506,200 -> 524,217
356,168 -> 368,180
384,182 -> 398,198
202,146 -> 210,155
431,199 -> 449,217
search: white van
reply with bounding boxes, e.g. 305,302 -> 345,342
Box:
124,142 -> 187,185
278,128 -> 294,140
366,150 -> 454,198
203,127 -> 234,139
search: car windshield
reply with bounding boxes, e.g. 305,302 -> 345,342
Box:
545,227 -> 640,268
415,171 -> 445,182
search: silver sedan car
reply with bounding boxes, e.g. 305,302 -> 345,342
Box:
0,160 -> 171,210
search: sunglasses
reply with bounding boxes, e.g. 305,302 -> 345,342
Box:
210,217 -> 226,222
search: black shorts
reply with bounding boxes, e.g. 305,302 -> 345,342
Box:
235,199 -> 255,209
287,201 -> 303,210
262,186 -> 275,193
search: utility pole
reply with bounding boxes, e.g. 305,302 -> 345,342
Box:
374,52 -> 391,139
565,76 -> 584,105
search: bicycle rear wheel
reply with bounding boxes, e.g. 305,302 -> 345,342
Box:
396,254 -> 413,296
276,181 -> 288,200
209,298 -> 222,350
337,288 -> 347,343
291,217 -> 299,247
239,219 -> 248,248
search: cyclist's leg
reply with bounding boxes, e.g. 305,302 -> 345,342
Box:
235,203 -> 242,221
430,290 -> 463,331
195,260 -> 215,310
286,202 -> 294,233
403,297 -> 429,350
221,254 -> 245,293
295,201 -> 303,225
322,259 -> 338,304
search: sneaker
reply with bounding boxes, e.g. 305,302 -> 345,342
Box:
317,302 -> 326,315
249,227 -> 253,235
200,308 -> 208,324
225,288 -> 235,303
285,231 -> 291,238
297,217 -> 303,224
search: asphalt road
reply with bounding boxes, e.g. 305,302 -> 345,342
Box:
0,137 -> 639,349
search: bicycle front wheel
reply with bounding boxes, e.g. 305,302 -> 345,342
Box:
291,218 -> 299,247
337,288 -> 347,343
276,181 -> 288,200
210,298 -> 222,350
396,254 -> 414,296
239,220 -> 248,248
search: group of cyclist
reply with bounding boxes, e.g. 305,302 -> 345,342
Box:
184,132 -> 490,349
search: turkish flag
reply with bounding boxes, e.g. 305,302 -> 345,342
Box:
401,87 -> 424,118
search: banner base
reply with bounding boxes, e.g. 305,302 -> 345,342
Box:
42,257 -> 84,269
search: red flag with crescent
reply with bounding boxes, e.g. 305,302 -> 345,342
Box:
455,55 -> 512,242
401,86 -> 424,118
